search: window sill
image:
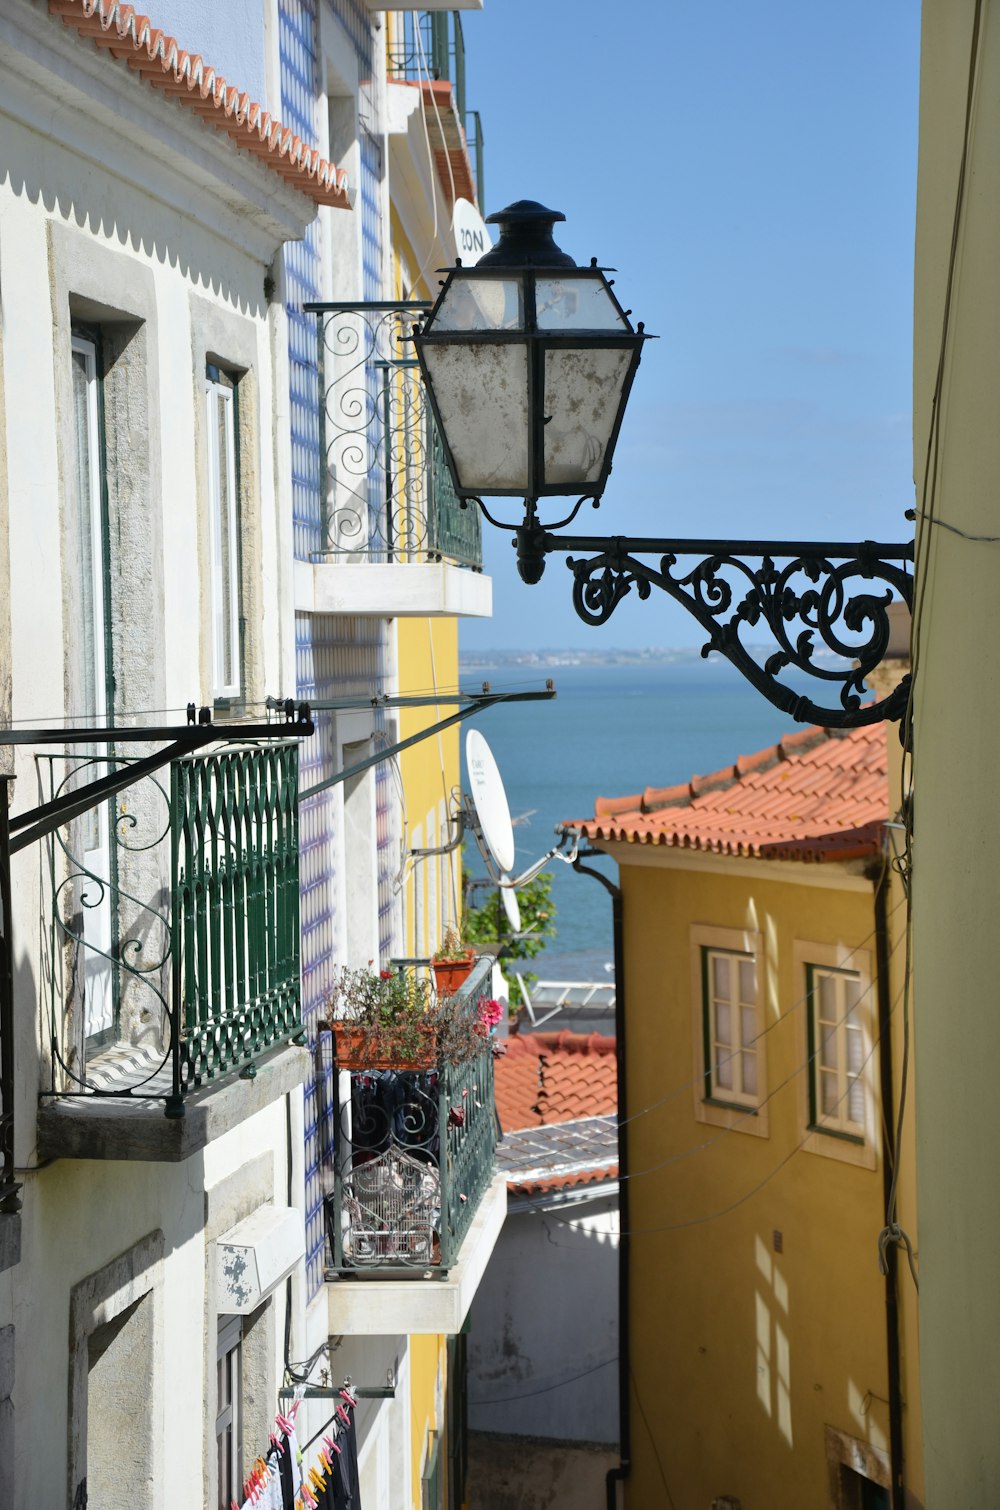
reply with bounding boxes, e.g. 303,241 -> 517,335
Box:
694,1095 -> 770,1139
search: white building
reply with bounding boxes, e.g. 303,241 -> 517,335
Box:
0,1 -> 346,1503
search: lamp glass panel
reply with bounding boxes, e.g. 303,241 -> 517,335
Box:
535,275 -> 628,331
422,342 -> 530,491
431,276 -> 525,332
542,346 -> 634,486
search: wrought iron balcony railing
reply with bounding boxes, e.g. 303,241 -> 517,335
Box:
40,742 -> 302,1116
388,11 -> 467,121
311,303 -> 483,570
323,955 -> 498,1276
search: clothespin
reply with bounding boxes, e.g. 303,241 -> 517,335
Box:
335,1402 -> 350,1425
339,1384 -> 357,1407
276,1411 -> 295,1435
324,1433 -> 341,1456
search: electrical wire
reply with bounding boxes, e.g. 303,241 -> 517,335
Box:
523,912 -> 907,1186
629,1367 -> 678,1510
530,964 -> 906,1241
468,1354 -> 617,1407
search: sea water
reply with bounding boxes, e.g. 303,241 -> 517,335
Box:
460,659 -> 816,982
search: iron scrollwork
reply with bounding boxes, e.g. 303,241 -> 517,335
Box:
564,539 -> 914,727
314,304 -> 482,569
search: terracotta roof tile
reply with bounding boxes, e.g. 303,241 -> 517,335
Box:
494,1032 -> 619,1196
50,0 -> 352,209
562,721 -> 888,864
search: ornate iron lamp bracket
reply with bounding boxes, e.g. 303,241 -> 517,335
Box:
505,509 -> 914,727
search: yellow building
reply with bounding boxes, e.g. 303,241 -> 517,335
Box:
565,711 -> 921,1508
384,12 -> 489,1505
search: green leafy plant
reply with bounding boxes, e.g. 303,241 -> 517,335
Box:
463,858 -> 557,1009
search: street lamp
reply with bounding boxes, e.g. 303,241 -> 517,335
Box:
413,201 -> 913,729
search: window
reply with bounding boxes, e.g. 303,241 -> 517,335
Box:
691,924 -> 767,1136
795,942 -> 875,1167
205,365 -> 241,699
216,1315 -> 243,1510
71,330 -> 115,1044
703,946 -> 759,1107
807,965 -> 865,1140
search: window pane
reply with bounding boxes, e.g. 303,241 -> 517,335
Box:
846,1023 -> 864,1074
818,973 -> 836,1022
712,954 -> 730,1001
741,1049 -> 757,1096
738,957 -> 755,1005
422,342 -> 530,491
740,1005 -> 755,1050
820,1023 -> 838,1070
433,276 -> 523,331
715,1001 -> 731,1045
535,275 -> 628,331
821,1069 -> 839,1115
848,1079 -> 865,1126
715,1050 -> 733,1090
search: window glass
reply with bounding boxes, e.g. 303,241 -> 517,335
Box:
705,947 -> 758,1107
206,370 -> 240,698
809,966 -> 865,1139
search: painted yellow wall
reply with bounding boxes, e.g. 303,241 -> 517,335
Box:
410,1332 -> 446,1505
396,614 -> 462,958
608,851 -> 916,1508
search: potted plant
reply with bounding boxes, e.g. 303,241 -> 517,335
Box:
322,965 -> 437,1070
320,965 -> 502,1072
431,925 -> 476,997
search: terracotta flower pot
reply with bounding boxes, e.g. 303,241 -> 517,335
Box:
331,1023 -> 436,1071
432,951 -> 476,997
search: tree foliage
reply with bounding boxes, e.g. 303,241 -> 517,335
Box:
463,856 -> 556,1008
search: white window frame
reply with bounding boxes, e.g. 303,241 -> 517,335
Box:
205,368 -> 241,699
690,923 -> 768,1137
795,940 -> 877,1169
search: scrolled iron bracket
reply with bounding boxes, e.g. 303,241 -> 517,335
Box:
547,530 -> 913,728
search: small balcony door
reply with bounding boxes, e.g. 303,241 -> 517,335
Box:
71,333 -> 114,1044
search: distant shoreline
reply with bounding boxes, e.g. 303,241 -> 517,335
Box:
459,646 -> 847,671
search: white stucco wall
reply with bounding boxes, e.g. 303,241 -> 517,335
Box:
0,8 -> 308,1503
467,1192 -> 620,1446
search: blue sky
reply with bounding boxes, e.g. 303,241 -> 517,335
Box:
461,1 -> 921,650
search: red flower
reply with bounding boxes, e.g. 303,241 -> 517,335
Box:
379,970 -> 394,980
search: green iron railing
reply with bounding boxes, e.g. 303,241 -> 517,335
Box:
170,745 -> 301,1108
326,955 -> 498,1276
428,418 -> 483,568
40,744 -> 302,1115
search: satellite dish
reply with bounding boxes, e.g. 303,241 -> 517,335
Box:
466,729 -> 516,874
451,197 -> 492,266
500,877 -> 522,934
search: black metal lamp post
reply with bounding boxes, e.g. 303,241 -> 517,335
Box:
413,201 -> 913,728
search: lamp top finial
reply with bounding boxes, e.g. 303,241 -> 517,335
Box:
478,200 -> 576,269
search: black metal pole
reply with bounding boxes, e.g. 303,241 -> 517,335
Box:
570,852 -> 630,1507
873,858 -> 905,1508
0,778 -> 21,1212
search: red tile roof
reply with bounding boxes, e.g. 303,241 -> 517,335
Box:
50,0 -> 352,209
563,721 -> 888,864
494,1031 -> 619,1196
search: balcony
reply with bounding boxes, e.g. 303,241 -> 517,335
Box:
296,303 -> 491,620
386,11 -> 483,208
321,955 -> 507,1335
36,742 -> 309,1161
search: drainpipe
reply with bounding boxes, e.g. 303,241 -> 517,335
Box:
571,850 -> 630,1509
871,856 -> 904,1509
